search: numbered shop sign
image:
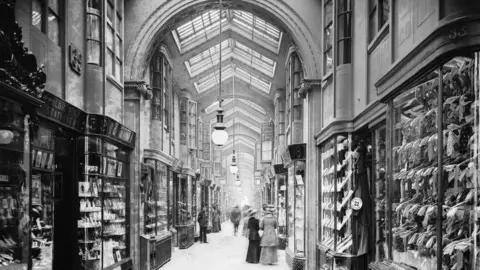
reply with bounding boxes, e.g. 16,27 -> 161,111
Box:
351,197 -> 363,210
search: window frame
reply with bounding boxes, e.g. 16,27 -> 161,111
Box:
368,0 -> 389,44
150,53 -> 163,120
336,0 -> 352,65
32,0 -> 63,45
86,0 -> 102,65
105,0 -> 123,84
323,0 -> 333,76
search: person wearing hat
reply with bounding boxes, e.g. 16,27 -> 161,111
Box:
197,206 -> 209,243
211,205 -> 221,233
230,205 -> 242,236
242,207 -> 252,238
259,204 -> 278,265
245,209 -> 261,264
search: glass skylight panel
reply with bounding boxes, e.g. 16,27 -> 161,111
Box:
223,107 -> 263,124
194,65 -> 235,93
238,99 -> 267,115
185,39 -> 233,77
232,10 -> 282,52
205,98 -> 233,114
173,9 -> 228,52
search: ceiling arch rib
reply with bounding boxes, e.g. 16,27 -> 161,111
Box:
193,64 -> 272,94
224,118 -> 261,134
172,9 -> 282,55
205,98 -> 267,116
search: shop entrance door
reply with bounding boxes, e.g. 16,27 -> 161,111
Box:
52,134 -> 77,270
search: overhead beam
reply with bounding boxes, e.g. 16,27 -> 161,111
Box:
191,58 -> 274,84
179,28 -> 279,62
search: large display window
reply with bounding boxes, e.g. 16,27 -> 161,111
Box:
0,99 -> 30,269
143,160 -> 169,237
287,160 -> 306,256
77,136 -> 130,270
368,54 -> 480,269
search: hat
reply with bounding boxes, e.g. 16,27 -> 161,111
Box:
248,209 -> 258,217
264,204 -> 276,214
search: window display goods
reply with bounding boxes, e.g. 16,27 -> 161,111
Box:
378,55 -> 480,270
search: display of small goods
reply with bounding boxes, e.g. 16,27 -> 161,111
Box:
373,127 -> 387,262
30,174 -> 54,270
0,123 -> 29,268
287,168 -> 295,251
294,161 -> 305,254
143,161 -> 169,237
390,56 -> 479,270
77,136 -> 129,270
320,135 -> 354,253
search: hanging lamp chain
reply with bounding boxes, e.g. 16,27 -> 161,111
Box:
218,0 -> 223,107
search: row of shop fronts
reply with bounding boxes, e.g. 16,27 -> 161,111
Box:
0,2 -> 226,270
0,79 -> 224,270
257,6 -> 480,270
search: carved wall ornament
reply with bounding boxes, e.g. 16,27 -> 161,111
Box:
124,80 -> 153,100
298,79 -> 322,98
69,44 -> 82,75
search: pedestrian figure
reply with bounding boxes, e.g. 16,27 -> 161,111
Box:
259,204 -> 278,265
242,207 -> 252,238
245,209 -> 261,264
230,205 -> 242,236
197,206 -> 209,243
211,205 -> 221,233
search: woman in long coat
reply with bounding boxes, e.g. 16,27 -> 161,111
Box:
259,205 -> 278,265
245,209 -> 261,263
242,207 -> 252,238
211,205 -> 221,233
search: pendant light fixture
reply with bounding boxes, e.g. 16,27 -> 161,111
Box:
229,70 -> 239,174
211,0 -> 228,147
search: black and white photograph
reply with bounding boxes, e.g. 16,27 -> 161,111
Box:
1,0 -> 480,270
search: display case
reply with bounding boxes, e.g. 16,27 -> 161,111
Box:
372,126 -> 387,262
293,161 -> 306,256
143,160 -> 168,237
320,134 -> 354,254
77,136 -> 130,270
0,99 -> 30,269
30,125 -> 56,270
384,55 -> 479,270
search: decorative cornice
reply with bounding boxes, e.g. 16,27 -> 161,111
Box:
298,79 -> 322,98
124,80 -> 153,100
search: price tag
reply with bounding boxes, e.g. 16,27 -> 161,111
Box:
351,197 -> 363,210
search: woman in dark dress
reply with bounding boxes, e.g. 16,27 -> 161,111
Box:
245,209 -> 261,263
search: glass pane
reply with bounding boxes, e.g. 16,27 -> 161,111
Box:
32,0 -> 44,31
116,0 -> 123,14
391,70 -> 439,268
87,40 -> 101,65
324,0 -> 333,25
337,39 -> 352,65
116,14 -> 122,36
106,50 -> 113,76
87,14 -> 101,40
48,12 -> 60,45
48,0 -> 58,14
106,25 -> 113,49
369,9 -> 378,42
324,24 -> 333,50
440,55 -> 477,270
115,58 -> 122,82
294,161 -> 305,254
380,0 -> 390,27
106,1 -> 114,24
115,35 -> 121,58
338,13 -> 352,39
373,126 -> 387,261
338,0 -> 351,13
87,0 -> 101,10
324,48 -> 333,75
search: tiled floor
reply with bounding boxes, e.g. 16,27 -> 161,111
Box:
162,221 -> 289,270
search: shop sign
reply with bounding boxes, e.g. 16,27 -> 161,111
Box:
38,91 -> 86,132
288,143 -> 306,160
351,197 -> 363,210
86,114 -> 135,147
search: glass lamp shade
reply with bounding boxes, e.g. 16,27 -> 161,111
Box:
211,128 -> 228,146
230,164 -> 238,174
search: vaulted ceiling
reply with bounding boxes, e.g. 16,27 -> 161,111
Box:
163,5 -> 289,174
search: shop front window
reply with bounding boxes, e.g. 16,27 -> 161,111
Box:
0,100 -> 29,269
143,160 -> 169,237
77,136 -> 130,269
387,54 -> 478,269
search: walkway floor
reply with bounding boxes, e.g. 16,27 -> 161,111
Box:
162,221 -> 289,270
